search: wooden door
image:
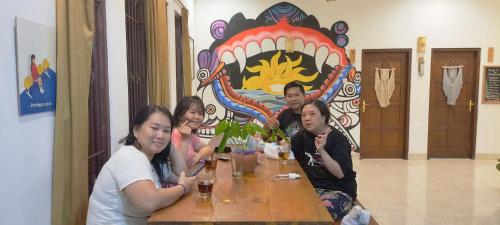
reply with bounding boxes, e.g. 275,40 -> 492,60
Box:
360,49 -> 411,158
428,49 -> 479,158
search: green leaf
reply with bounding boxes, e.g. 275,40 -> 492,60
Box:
230,121 -> 240,138
270,133 -> 277,143
243,123 -> 254,137
241,129 -> 248,139
215,120 -> 229,134
253,125 -> 267,134
267,127 -> 289,143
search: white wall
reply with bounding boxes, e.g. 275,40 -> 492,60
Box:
193,0 -> 500,157
167,0 -> 195,110
0,1 -> 54,225
106,0 -> 129,153
105,0 -> 196,151
105,0 -> 195,152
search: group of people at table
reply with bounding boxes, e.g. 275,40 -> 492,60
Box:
86,81 -> 358,225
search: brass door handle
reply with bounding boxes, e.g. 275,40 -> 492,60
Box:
468,99 -> 474,112
362,101 -> 366,113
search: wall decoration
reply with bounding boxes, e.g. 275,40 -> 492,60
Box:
15,17 -> 57,115
417,36 -> 426,76
195,2 -> 361,151
487,47 -> 494,63
482,65 -> 500,103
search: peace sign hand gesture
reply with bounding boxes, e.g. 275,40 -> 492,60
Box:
314,128 -> 332,152
178,121 -> 193,137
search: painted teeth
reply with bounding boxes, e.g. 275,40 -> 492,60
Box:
293,39 -> 304,52
198,127 -> 215,135
221,51 -> 235,64
245,41 -> 260,57
261,39 -> 275,52
276,37 -> 286,50
325,53 -> 340,69
234,47 -> 246,72
315,46 -> 329,73
219,37 -> 341,73
303,42 -> 315,56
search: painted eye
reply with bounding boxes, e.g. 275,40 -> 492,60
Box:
342,82 -> 356,96
205,104 -> 216,115
197,69 -> 210,81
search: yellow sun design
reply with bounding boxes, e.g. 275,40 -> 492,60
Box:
243,51 -> 318,95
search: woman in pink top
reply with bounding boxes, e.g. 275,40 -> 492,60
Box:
172,96 -> 213,167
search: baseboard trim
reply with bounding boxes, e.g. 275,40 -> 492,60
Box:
351,152 -> 360,160
475,154 -> 500,160
408,154 -> 427,160
353,153 -> 499,160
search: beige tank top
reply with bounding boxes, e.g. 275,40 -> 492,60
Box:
374,68 -> 396,108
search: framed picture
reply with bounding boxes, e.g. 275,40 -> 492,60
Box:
15,17 -> 57,115
482,65 -> 500,104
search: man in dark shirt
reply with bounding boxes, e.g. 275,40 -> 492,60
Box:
266,81 -> 306,137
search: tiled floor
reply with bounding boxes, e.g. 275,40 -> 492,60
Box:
353,157 -> 500,225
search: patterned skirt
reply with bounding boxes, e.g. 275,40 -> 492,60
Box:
315,188 -> 354,220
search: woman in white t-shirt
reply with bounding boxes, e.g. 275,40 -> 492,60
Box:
87,105 -> 195,225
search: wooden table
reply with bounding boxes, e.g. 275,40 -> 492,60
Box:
148,157 -> 334,224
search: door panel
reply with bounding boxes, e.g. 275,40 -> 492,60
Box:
428,49 -> 479,158
360,49 -> 411,158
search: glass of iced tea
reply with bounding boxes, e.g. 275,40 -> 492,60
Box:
197,172 -> 215,199
278,144 -> 290,165
204,156 -> 217,174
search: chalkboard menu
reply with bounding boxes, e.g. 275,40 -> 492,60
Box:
483,66 -> 500,103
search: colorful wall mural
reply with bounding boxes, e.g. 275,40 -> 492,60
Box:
195,2 -> 361,151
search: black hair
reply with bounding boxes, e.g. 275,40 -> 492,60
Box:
172,96 -> 205,127
302,100 -> 330,125
283,81 -> 305,96
31,54 -> 35,60
119,105 -> 173,187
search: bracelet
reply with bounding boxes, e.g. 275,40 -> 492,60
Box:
178,184 -> 186,195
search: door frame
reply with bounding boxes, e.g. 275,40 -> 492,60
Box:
427,48 -> 480,159
360,49 -> 412,159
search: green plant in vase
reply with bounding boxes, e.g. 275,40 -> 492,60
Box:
214,119 -> 267,152
214,120 -> 267,175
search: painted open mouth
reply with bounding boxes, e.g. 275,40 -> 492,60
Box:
196,7 -> 354,124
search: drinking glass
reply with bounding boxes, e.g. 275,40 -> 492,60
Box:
197,172 -> 215,199
204,155 -> 218,175
277,144 -> 290,165
230,150 -> 244,179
